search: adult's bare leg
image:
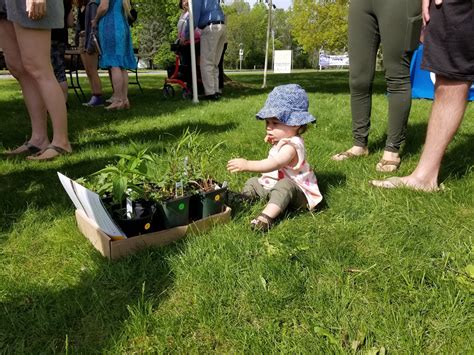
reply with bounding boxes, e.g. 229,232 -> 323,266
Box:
14,23 -> 71,158
105,67 -> 127,109
59,80 -> 68,102
0,20 -> 49,153
81,52 -> 102,95
370,76 -> 470,191
122,69 -> 129,106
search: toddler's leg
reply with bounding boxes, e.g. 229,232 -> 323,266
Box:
251,178 -> 306,232
266,178 -> 306,216
242,177 -> 267,200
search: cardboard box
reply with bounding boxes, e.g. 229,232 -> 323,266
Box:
75,207 -> 231,259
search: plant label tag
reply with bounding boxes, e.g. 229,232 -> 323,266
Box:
126,198 -> 133,219
175,181 -> 183,197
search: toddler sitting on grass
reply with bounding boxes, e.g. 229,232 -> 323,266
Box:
227,84 -> 323,231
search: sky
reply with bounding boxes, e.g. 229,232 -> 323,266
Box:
243,0 -> 293,10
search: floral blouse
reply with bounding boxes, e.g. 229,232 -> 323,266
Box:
258,136 -> 323,209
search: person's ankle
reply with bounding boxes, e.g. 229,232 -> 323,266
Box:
382,150 -> 400,161
50,140 -> 72,152
349,146 -> 368,155
408,172 -> 438,188
29,138 -> 50,149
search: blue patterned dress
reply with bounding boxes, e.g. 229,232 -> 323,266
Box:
98,0 -> 137,70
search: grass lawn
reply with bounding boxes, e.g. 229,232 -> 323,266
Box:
0,71 -> 473,353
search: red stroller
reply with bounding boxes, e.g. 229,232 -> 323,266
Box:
163,41 -> 202,99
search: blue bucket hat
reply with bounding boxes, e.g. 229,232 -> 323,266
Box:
256,84 -> 316,126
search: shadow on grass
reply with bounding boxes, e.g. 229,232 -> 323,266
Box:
368,122 -> 473,181
368,122 -> 429,155
0,157 -> 112,236
226,71 -> 387,96
72,121 -> 239,152
1,72 -> 385,152
0,243 -> 183,352
441,132 -> 474,180
312,171 -> 347,211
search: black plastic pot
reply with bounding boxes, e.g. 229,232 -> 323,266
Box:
113,200 -> 156,237
153,195 -> 190,230
190,187 -> 227,221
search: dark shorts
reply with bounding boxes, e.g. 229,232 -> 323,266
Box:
0,0 -> 7,20
51,41 -> 66,83
421,0 -> 474,81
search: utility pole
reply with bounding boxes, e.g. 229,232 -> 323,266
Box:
262,0 -> 272,88
239,43 -> 243,71
272,29 -> 275,71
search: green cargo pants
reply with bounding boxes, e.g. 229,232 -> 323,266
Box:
243,177 -> 307,211
349,0 -> 422,152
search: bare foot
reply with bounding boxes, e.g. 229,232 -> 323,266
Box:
331,146 -> 369,161
369,176 -> 440,192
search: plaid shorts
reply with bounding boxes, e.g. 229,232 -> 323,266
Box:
51,41 -> 67,83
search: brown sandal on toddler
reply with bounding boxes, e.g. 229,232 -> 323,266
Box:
250,213 -> 274,232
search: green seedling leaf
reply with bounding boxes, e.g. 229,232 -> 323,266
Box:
260,276 -> 267,291
465,264 -> 474,279
314,326 -> 339,346
351,340 -> 361,351
113,176 -> 128,202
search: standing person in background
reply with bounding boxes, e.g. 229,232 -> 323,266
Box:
218,41 -> 227,93
76,0 -> 103,107
189,0 -> 226,101
92,0 -> 136,110
332,0 -> 422,172
177,0 -> 201,91
1,0 -> 72,160
370,0 -> 473,191
51,0 -> 74,102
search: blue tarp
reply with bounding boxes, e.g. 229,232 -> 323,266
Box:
410,44 -> 474,101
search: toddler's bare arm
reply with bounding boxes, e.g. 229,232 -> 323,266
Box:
227,145 -> 296,173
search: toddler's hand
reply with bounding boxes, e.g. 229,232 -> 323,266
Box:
264,135 -> 275,144
26,0 -> 46,20
227,158 -> 248,173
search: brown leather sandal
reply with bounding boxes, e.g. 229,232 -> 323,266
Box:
376,159 -> 401,172
250,213 -> 274,232
4,142 -> 42,156
26,144 -> 71,161
331,148 -> 369,161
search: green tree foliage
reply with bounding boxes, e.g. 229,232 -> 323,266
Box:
129,0 -> 343,69
224,2 -> 307,69
290,0 -> 349,54
223,1 -> 268,69
131,0 -> 179,67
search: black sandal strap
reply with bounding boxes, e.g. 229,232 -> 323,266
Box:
25,142 -> 41,154
250,213 -> 274,232
259,213 -> 274,224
